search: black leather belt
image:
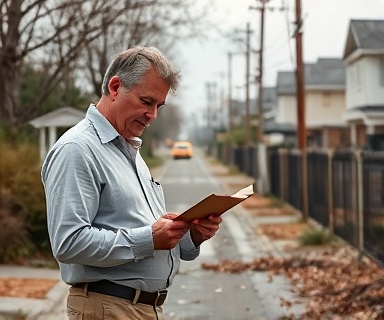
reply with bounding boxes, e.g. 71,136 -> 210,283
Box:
73,280 -> 167,306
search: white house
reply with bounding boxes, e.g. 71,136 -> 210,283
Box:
268,58 -> 347,148
343,20 -> 384,150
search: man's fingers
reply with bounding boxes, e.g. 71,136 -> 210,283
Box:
170,220 -> 191,229
193,224 -> 216,235
162,213 -> 179,219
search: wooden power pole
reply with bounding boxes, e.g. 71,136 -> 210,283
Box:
295,0 -> 308,221
249,0 -> 270,195
250,1 -> 267,143
295,0 -> 306,150
257,2 -> 266,143
227,52 -> 233,135
245,22 -> 252,145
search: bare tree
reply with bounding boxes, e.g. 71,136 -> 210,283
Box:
82,0 -> 213,97
0,0 -> 152,138
0,0 -> 214,141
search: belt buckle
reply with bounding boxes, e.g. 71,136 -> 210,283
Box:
155,289 -> 167,306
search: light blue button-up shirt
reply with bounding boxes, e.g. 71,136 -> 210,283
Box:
41,104 -> 199,292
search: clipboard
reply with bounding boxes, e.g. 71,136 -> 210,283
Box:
174,183 -> 255,222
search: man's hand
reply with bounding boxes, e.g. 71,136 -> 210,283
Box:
190,215 -> 222,247
152,213 -> 191,250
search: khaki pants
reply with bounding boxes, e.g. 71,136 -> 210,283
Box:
67,285 -> 165,320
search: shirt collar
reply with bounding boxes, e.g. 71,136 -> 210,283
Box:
86,104 -> 142,149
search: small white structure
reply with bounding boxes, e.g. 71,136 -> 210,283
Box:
29,106 -> 85,160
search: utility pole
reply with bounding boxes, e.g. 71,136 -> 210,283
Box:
245,22 -> 252,145
233,24 -> 253,145
295,0 -> 306,150
227,52 -> 233,135
294,0 -> 308,222
256,2 -> 266,143
206,82 -> 215,155
214,71 -> 226,130
250,0 -> 287,142
249,0 -> 271,195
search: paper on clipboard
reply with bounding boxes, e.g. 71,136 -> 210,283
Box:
174,183 -> 255,222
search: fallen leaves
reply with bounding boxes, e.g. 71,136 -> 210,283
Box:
241,195 -> 296,216
0,277 -> 58,299
257,223 -> 309,240
201,249 -> 384,318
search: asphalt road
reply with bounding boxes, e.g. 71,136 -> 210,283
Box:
156,150 -> 305,320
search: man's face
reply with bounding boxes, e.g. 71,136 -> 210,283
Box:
110,69 -> 170,140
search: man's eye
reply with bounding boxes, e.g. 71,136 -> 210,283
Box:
141,99 -> 151,105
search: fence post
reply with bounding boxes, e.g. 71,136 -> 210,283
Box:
328,149 -> 334,234
257,142 -> 270,195
279,149 -> 288,202
302,148 -> 309,222
356,150 -> 364,260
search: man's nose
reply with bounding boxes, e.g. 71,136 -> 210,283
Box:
145,107 -> 158,120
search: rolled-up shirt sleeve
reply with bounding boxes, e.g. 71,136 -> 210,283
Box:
179,231 -> 200,261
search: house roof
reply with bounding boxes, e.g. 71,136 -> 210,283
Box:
345,105 -> 384,125
305,59 -> 345,89
29,106 -> 86,128
343,20 -> 384,61
277,58 -> 345,95
276,71 -> 296,95
263,121 -> 296,134
251,86 -> 277,114
232,86 -> 277,116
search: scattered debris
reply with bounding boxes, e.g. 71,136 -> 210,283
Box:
202,249 -> 384,318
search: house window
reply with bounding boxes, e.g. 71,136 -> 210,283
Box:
356,62 -> 361,90
322,92 -> 331,107
380,58 -> 384,87
348,67 -> 355,90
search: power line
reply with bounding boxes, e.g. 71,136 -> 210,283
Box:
283,0 -> 295,66
250,0 -> 289,143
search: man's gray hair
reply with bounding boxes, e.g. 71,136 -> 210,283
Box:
101,46 -> 181,96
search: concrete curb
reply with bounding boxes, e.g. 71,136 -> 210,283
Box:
31,281 -> 68,320
0,268 -> 68,320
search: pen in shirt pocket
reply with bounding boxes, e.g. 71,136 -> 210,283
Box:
151,177 -> 161,185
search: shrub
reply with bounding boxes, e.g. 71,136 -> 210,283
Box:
268,196 -> 286,208
0,200 -> 35,263
298,227 -> 333,246
0,142 -> 50,262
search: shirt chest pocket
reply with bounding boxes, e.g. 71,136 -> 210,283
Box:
150,178 -> 166,215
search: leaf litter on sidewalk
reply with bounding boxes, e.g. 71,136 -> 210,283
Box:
0,277 -> 58,299
202,247 -> 384,319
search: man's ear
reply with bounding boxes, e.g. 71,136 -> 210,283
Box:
108,76 -> 121,97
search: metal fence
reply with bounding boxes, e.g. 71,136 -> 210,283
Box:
331,150 -> 359,248
307,150 -> 330,228
361,152 -> 384,262
217,143 -> 384,265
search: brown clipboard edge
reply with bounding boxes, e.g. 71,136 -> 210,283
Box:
173,184 -> 255,222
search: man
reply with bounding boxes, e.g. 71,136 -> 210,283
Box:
41,46 -> 222,319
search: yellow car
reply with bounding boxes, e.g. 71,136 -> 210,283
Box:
172,141 -> 193,159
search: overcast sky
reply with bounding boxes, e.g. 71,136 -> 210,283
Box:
170,0 -> 384,128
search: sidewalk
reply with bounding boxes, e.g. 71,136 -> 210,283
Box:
0,149 -> 302,320
0,266 -> 68,320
